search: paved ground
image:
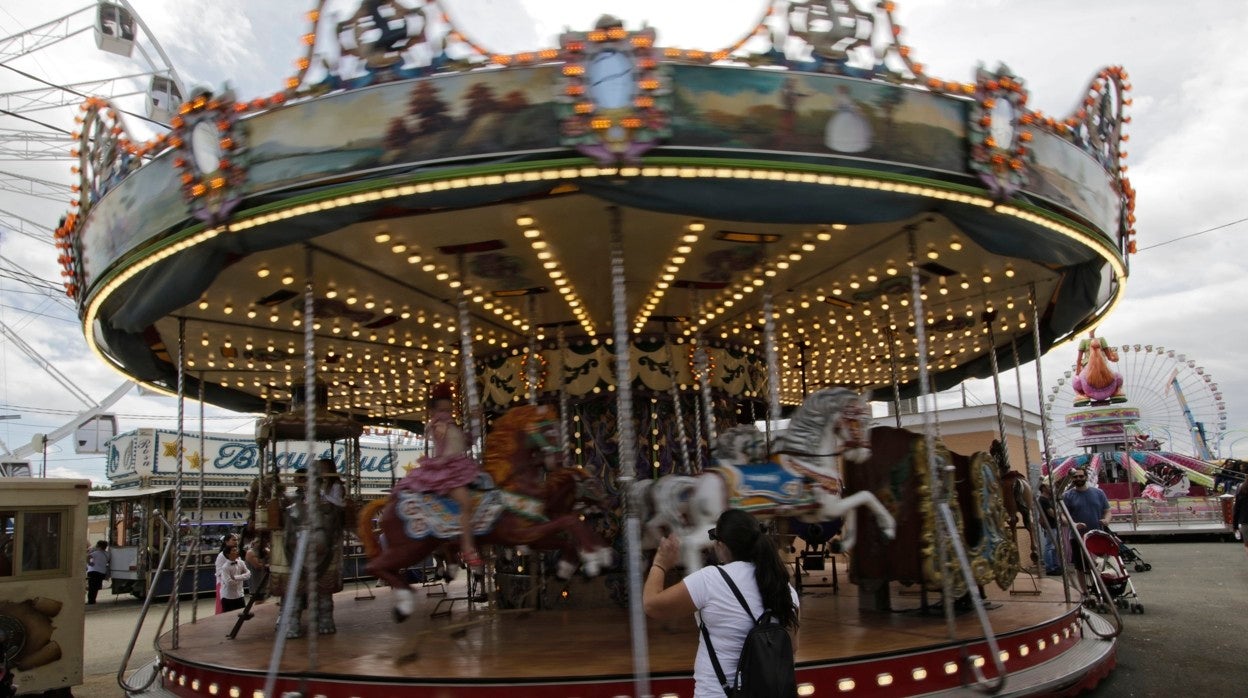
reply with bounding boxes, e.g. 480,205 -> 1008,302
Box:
1086,537 -> 1248,696
72,539 -> 1248,696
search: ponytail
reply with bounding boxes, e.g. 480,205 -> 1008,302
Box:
714,509 -> 799,630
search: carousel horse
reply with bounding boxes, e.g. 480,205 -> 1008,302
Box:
1073,333 -> 1125,405
844,426 -> 1019,608
991,439 -> 1034,537
357,404 -> 613,622
632,387 -> 896,573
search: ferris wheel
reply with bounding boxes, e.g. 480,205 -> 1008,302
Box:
1043,343 -> 1229,460
0,1 -> 185,256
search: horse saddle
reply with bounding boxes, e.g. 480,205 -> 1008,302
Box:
713,462 -> 815,512
394,488 -> 544,541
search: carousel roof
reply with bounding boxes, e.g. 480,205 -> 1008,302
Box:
61,1 -> 1135,426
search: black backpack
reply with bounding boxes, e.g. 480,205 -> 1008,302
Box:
699,566 -> 796,698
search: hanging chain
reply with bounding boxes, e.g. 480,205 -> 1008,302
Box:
456,255 -> 482,454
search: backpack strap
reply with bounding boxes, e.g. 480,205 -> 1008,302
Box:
699,613 -> 733,695
714,565 -> 762,624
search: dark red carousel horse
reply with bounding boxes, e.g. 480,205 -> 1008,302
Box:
357,404 -> 613,622
844,426 -> 1019,610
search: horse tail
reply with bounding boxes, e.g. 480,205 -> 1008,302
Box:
357,497 -> 388,558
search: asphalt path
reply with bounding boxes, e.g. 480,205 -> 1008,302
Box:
1086,537 -> 1248,696
74,539 -> 1248,696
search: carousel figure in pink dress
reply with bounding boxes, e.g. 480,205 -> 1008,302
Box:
396,382 -> 484,570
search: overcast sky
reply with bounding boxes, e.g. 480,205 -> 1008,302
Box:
1,0 -> 1245,484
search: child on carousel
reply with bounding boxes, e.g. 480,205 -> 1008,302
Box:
395,382 -> 484,571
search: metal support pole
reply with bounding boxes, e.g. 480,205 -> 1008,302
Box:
886,324 -> 903,428
609,206 -> 651,698
762,287 -> 781,426
907,230 -> 957,639
192,373 -> 205,623
527,296 -> 541,405
301,246 -> 319,669
1010,336 -> 1044,573
171,317 -> 186,648
456,255 -> 482,455
1028,284 -> 1069,601
983,310 -> 1012,474
666,333 -> 690,474
557,326 -> 572,467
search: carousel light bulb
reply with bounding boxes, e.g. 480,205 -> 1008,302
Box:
885,260 -> 898,275
866,269 -> 878,283
949,235 -> 963,251
960,275 -> 970,289
281,273 -> 295,285
849,276 -> 860,289
523,228 -> 541,239
982,270 -> 993,284
223,303 -> 233,315
516,215 -> 534,227
256,266 -> 270,278
201,333 -> 209,346
197,297 -> 209,310
688,220 -> 706,232
374,232 -> 391,243
1005,263 -> 1016,278
926,244 -> 940,260
391,243 -> 407,254
346,294 -> 357,305
364,297 -> 376,309
407,254 -> 422,265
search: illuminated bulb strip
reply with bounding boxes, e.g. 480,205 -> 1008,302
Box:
83,165 -> 1121,397
514,215 -> 596,336
632,224 -> 702,332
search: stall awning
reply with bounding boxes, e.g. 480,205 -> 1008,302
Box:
88,486 -> 175,500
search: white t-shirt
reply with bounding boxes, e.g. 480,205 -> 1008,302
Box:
217,559 -> 251,600
684,561 -> 799,698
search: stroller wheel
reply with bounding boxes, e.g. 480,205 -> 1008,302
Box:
1143,563 -> 1152,571
1134,563 -> 1147,572
1132,604 -> 1144,614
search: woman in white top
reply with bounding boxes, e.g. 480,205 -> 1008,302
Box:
643,509 -> 799,697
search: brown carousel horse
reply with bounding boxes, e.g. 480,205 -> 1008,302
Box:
991,439 -> 1035,540
844,426 -> 1019,610
357,404 -> 613,622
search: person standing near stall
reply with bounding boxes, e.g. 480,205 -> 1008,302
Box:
86,540 -> 110,604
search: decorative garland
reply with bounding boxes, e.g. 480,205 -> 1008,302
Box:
168,88 -> 248,223
968,65 -> 1032,200
556,17 -> 670,165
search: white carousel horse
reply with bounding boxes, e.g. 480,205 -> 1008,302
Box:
632,387 -> 896,572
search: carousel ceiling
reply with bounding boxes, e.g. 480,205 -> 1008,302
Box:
145,191 -> 1069,421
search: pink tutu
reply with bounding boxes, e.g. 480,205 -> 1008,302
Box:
396,452 -> 478,495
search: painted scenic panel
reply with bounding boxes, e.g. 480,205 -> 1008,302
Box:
667,64 -> 969,172
244,66 -> 563,195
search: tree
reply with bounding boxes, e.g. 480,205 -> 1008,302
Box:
384,117 -> 411,150
499,89 -> 530,113
464,82 -> 499,116
407,81 -> 453,134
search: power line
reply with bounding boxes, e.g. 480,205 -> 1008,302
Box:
1137,216 -> 1248,252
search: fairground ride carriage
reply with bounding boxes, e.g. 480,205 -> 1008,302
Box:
59,1 -> 1138,696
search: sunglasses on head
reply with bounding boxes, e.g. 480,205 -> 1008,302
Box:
707,528 -> 719,542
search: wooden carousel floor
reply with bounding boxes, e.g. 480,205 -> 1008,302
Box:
159,570 -> 1079,683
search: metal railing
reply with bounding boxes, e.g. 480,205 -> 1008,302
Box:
117,511 -> 193,693
935,503 -> 1008,693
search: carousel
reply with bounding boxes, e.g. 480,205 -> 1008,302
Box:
59,1 -> 1137,696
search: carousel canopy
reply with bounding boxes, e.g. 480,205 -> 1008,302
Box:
61,1 -> 1133,425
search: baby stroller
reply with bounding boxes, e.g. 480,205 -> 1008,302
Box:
1083,529 -> 1144,614
1107,528 -> 1152,572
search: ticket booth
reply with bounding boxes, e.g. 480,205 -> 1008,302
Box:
0,478 -> 89,695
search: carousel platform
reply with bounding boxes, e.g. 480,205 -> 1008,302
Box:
149,572 -> 1115,697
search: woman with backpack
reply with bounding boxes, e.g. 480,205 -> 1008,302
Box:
643,508 -> 799,697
